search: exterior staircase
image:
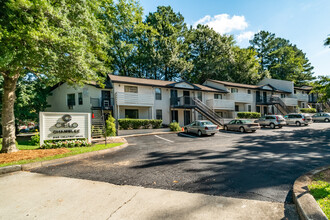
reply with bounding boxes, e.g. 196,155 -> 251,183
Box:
270,95 -> 293,115
192,98 -> 224,126
91,109 -> 106,138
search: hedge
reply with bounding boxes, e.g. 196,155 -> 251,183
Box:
237,112 -> 261,119
300,108 -> 317,113
41,139 -> 91,149
118,119 -> 162,130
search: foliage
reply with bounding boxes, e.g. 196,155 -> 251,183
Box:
237,112 -> 261,119
118,119 -> 162,130
325,35 -> 330,47
300,108 -> 317,113
41,139 -> 91,149
309,180 -> 330,219
30,133 -> 40,146
249,31 -> 315,85
311,76 -> 330,103
0,0 -> 109,152
169,122 -> 181,131
105,113 -> 116,137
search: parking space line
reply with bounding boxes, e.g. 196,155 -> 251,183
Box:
154,135 -> 174,143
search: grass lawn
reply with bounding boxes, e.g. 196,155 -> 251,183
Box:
0,139 -> 123,167
308,171 -> 330,219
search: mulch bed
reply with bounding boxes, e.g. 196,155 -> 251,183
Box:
0,149 -> 70,164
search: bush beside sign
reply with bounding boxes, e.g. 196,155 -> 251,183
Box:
39,112 -> 91,146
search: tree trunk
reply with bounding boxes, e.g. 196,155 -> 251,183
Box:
1,73 -> 20,153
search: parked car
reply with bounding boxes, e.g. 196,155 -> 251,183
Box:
255,115 -> 286,129
284,113 -> 313,126
184,120 -> 218,137
312,113 -> 330,122
223,119 -> 260,133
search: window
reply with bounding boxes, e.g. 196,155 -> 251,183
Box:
248,105 -> 252,112
247,90 -> 251,94
294,90 -> 297,94
78,93 -> 83,105
231,88 -> 238,93
281,94 -> 286,98
197,92 -> 203,101
214,94 -> 222,99
156,109 -> 162,120
124,86 -> 138,93
125,109 -> 138,119
155,88 -> 162,100
235,105 -> 239,111
67,94 -> 75,106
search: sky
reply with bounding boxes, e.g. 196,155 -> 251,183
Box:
139,0 -> 330,77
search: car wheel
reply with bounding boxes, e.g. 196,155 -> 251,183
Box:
296,121 -> 301,126
239,127 -> 245,133
325,118 -> 330,122
304,124 -> 308,126
252,130 -> 256,133
211,133 -> 215,136
224,126 -> 228,131
184,127 -> 188,133
270,123 -> 275,129
198,130 -> 202,137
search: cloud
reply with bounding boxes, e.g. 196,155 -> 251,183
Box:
194,14 -> 248,34
236,31 -> 255,42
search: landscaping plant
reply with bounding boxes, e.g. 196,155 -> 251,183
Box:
118,119 -> 162,130
105,114 -> 116,137
237,112 -> 261,119
169,122 -> 181,131
300,108 -> 317,113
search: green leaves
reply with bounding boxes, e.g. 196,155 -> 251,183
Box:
312,76 -> 330,103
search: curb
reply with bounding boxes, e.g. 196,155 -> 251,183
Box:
0,142 -> 128,175
293,165 -> 329,220
117,131 -> 180,138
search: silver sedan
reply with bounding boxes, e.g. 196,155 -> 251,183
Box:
184,120 -> 218,136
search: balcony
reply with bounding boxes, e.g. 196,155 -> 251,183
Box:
228,93 -> 253,103
281,98 -> 298,106
170,96 -> 196,108
206,99 -> 235,110
90,98 -> 114,110
116,92 -> 154,106
294,94 -> 309,102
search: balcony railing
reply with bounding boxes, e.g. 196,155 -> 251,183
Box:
228,93 -> 253,103
90,98 -> 114,110
206,99 -> 235,110
256,96 -> 271,104
116,92 -> 154,106
281,97 -> 298,106
294,94 -> 309,102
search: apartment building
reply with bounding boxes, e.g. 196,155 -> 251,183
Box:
46,75 -> 321,127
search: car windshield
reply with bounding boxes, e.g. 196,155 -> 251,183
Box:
200,121 -> 214,126
241,120 -> 252,124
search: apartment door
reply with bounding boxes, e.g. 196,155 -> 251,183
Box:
171,110 -> 178,123
170,89 -> 178,105
263,106 -> 268,115
263,92 -> 267,103
183,91 -> 190,105
184,110 -> 191,125
256,91 -> 260,102
102,90 -> 111,108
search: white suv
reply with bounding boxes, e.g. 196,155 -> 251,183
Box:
255,115 -> 286,129
284,113 -> 313,126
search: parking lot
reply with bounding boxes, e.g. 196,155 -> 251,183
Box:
32,123 -> 330,204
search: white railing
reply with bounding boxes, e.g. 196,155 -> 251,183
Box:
294,94 -> 309,102
282,97 -> 298,106
206,99 -> 235,110
228,93 -> 253,103
116,92 -> 154,106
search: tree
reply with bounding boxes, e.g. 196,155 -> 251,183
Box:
0,0 -> 108,153
312,76 -> 330,103
144,6 -> 192,80
249,31 -> 314,85
325,36 -> 330,47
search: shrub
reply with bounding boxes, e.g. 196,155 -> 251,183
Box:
30,133 -> 40,145
237,112 -> 261,119
105,113 -> 116,137
169,122 -> 181,131
118,119 -> 162,130
40,139 -> 91,149
300,108 -> 317,113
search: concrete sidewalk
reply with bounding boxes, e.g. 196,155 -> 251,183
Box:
0,172 -> 298,220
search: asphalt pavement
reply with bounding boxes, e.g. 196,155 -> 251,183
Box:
31,123 -> 330,204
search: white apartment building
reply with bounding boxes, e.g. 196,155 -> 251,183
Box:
46,75 -> 318,127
